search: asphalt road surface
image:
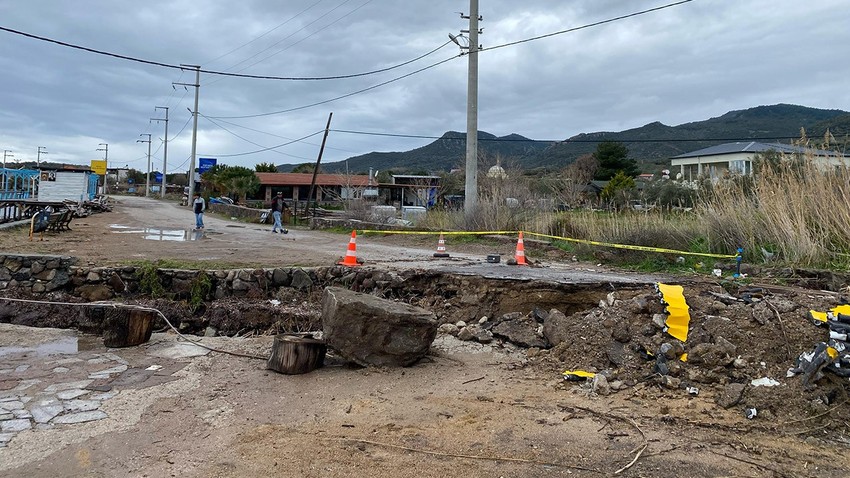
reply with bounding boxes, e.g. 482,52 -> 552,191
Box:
2,195 -> 667,284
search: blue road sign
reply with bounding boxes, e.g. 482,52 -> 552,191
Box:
199,157 -> 217,174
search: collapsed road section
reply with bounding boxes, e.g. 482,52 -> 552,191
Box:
1,253 -> 850,476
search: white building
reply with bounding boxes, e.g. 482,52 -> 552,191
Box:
670,142 -> 850,180
37,170 -> 98,202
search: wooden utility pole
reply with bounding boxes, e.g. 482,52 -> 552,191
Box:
304,112 -> 333,219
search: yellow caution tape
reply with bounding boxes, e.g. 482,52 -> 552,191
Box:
657,283 -> 691,342
353,229 -> 738,259
523,231 -> 738,259
358,230 -> 516,236
562,370 -> 596,380
808,304 -> 850,323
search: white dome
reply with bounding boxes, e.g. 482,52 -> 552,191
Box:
487,165 -> 507,179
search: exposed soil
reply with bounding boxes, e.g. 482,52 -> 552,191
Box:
1,196 -> 850,477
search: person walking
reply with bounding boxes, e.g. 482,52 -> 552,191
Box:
193,192 -> 205,229
270,192 -> 286,233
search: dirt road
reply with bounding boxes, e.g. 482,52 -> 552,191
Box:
4,324 -> 847,478
0,195 -> 665,284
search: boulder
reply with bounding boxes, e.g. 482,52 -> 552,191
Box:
491,315 -> 547,348
717,383 -> 746,409
542,309 -> 570,346
322,287 -> 438,367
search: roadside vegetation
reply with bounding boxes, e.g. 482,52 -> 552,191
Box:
414,139 -> 850,271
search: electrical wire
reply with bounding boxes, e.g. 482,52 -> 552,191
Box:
199,114 -> 358,154
0,24 -> 449,81
203,0 -> 324,67
212,0 -> 376,80
484,0 -> 695,53
202,115 -> 315,161
207,54 -> 460,119
204,130 -> 326,157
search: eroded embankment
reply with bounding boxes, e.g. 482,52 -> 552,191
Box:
0,253 -> 638,336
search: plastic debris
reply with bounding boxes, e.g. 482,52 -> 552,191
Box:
562,370 -> 596,381
800,305 -> 850,383
745,407 -> 758,419
787,342 -> 839,389
686,386 -> 699,396
808,304 -> 850,324
750,377 -> 780,387
656,283 -> 691,342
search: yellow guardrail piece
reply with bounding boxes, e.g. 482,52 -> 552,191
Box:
657,283 -> 691,342
807,304 -> 850,323
562,370 -> 596,381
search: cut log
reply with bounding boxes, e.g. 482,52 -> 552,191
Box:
267,334 -> 327,375
102,306 -> 156,347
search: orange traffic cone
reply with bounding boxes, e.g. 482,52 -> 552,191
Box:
514,231 -> 528,266
433,233 -> 450,258
337,230 -> 361,266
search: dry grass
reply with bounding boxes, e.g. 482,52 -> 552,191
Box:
419,151 -> 850,268
696,154 -> 850,266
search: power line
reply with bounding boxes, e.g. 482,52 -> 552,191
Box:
203,130 -> 326,157
203,0 -> 324,67
201,115 -> 315,160
207,54 -> 459,119
485,0 -> 695,52
0,24 -> 448,81
212,0 -> 373,79
200,113 -> 358,153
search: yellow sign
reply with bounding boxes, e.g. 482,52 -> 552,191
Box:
90,160 -> 107,175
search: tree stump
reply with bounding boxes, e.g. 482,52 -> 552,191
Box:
267,334 -> 327,375
102,306 -> 156,347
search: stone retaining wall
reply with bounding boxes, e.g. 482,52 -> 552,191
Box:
0,253 -> 407,303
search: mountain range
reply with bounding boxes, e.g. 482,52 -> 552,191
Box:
280,104 -> 850,174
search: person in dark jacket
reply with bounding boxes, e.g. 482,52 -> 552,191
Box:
270,192 -> 287,233
193,192 -> 205,229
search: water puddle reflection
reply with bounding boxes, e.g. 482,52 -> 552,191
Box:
109,224 -> 203,242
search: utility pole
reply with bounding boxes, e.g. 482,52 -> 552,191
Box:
137,134 -> 152,197
37,146 -> 48,168
175,64 -> 200,204
2,150 -> 11,194
462,0 -> 481,218
306,112 -> 334,219
152,106 -> 169,198
97,143 -> 108,193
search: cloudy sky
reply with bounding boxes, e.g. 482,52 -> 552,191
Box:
1,0 -> 849,174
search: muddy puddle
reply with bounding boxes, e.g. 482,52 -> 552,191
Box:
0,334 -> 101,357
109,224 -> 203,242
